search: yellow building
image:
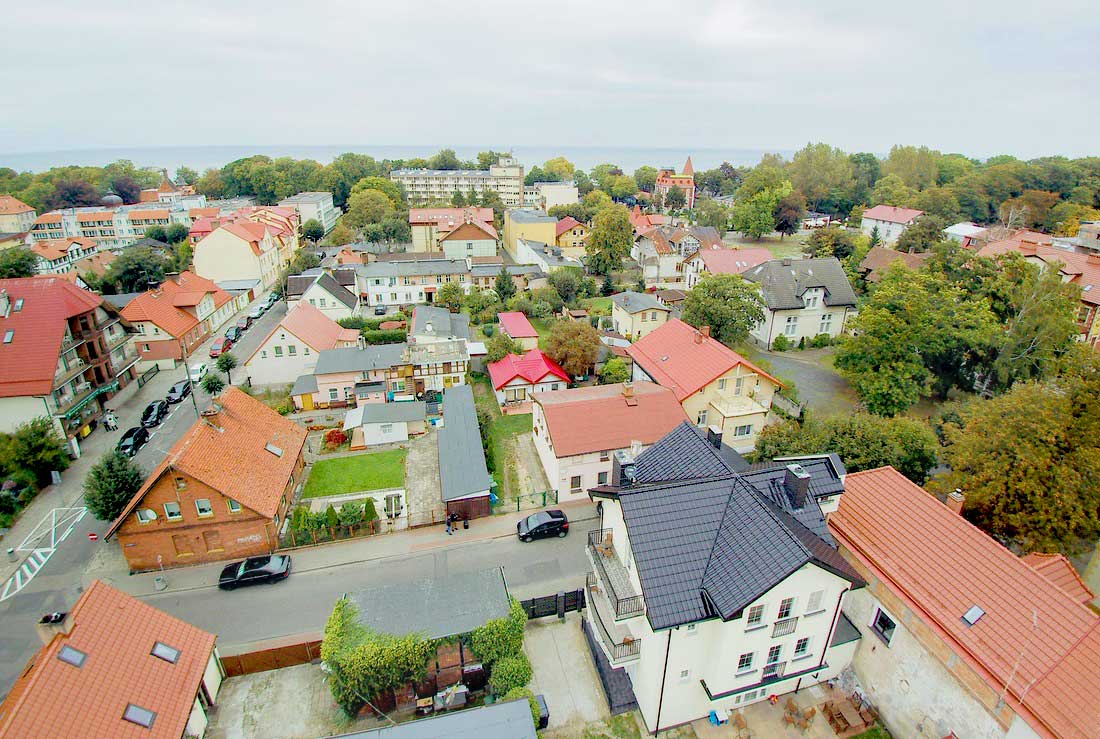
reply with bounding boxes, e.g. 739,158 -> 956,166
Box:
503,209 -> 557,260
610,291 -> 670,340
555,216 -> 589,259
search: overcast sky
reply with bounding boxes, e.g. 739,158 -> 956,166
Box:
1,0 -> 1096,160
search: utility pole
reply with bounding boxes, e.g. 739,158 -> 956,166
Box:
180,337 -> 200,417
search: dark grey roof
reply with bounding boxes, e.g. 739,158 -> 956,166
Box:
344,401 -> 426,429
610,291 -> 669,314
102,292 -> 142,309
358,259 -> 469,278
633,422 -> 749,482
438,385 -> 493,501
314,343 -> 407,375
741,257 -> 858,310
336,699 -> 536,739
290,374 -> 318,395
347,567 -> 510,640
411,305 -> 470,341
313,272 -> 358,309
469,263 -> 543,278
507,208 -> 556,224
286,274 -> 314,298
127,237 -> 170,250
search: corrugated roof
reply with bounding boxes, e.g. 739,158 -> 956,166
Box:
336,699 -> 536,739
314,343 -> 408,375
344,401 -> 427,429
437,385 -> 493,502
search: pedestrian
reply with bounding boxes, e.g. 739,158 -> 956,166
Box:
445,514 -> 453,535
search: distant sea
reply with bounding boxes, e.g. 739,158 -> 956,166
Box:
0,144 -> 793,175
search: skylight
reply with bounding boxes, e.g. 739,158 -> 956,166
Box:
264,442 -> 283,457
2,330 -> 12,344
57,645 -> 86,667
123,704 -> 156,729
13,298 -> 23,311
962,605 -> 986,626
151,641 -> 180,664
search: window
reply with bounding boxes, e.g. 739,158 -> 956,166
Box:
274,346 -> 283,357
650,311 -> 657,321
329,388 -> 338,401
717,378 -> 726,391
598,471 -> 609,485
733,424 -> 753,437
288,345 -> 297,356
174,477 -> 186,491
308,298 -> 316,305
319,298 -> 327,307
58,645 -> 87,667
806,590 -> 824,614
678,668 -> 691,683
136,508 -> 156,524
261,350 -> 267,358
2,330 -> 12,344
872,608 -> 897,644
784,315 -> 798,336
696,410 -> 708,427
304,347 -> 310,356
163,502 -> 182,520
385,493 -> 402,518
123,704 -> 156,729
737,652 -> 754,673
766,645 -> 782,664
600,451 -> 610,462
794,638 -> 811,658
778,597 -> 795,619
819,313 -> 833,333
570,475 -> 582,492
151,641 -> 180,664
746,604 -> 765,628
227,498 -> 241,513
734,377 -> 745,395
804,294 -> 819,309
380,423 -> 394,434
195,499 -> 213,517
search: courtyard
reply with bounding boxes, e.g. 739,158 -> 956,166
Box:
302,449 -> 408,498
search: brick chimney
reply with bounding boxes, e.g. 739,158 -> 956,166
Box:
699,326 -> 711,338
36,611 -> 73,646
621,382 -> 634,399
783,464 -> 812,509
1088,253 -> 1100,266
693,330 -> 703,344
947,490 -> 965,515
1019,242 -> 1038,254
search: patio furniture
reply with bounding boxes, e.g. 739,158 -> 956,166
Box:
785,697 -> 800,714
708,709 -> 729,726
838,700 -> 865,730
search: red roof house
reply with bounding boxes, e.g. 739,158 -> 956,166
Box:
683,245 -> 773,285
122,271 -> 235,362
488,349 -> 570,407
1022,552 -> 1095,605
497,311 -> 540,349
861,204 -> 925,224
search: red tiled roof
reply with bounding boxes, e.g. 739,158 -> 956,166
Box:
76,210 -> 116,223
121,271 -> 232,338
409,207 -> 495,226
128,209 -> 170,222
439,221 -> 497,242
0,194 -> 33,215
31,237 -> 96,262
534,381 -> 687,457
246,302 -> 358,365
108,388 -> 307,537
488,349 -> 570,390
831,467 -> 1100,739
688,246 -> 773,274
0,580 -> 216,739
978,239 -> 1100,306
219,221 -> 269,255
858,245 -> 933,282
1022,553 -> 1095,605
72,250 -> 116,277
629,205 -> 666,235
34,212 -> 63,225
862,204 -> 924,224
555,216 -> 585,238
497,311 -> 539,338
626,319 -> 781,401
0,277 -> 104,397
188,207 -> 219,219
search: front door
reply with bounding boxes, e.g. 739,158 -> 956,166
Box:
300,393 -> 314,410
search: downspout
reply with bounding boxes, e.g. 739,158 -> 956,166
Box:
654,628 -> 673,735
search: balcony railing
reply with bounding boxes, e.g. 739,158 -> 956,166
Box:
762,661 -> 787,682
587,529 -> 645,619
586,573 -> 641,663
54,359 -> 89,386
772,616 -> 798,638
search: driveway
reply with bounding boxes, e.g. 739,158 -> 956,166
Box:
528,612 -> 610,736
404,429 -> 443,527
748,347 -> 859,417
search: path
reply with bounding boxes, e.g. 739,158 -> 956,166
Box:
748,346 -> 859,417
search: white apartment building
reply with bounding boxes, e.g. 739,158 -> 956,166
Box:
278,191 -> 339,234
391,157 -> 525,206
29,198 -> 207,251
354,258 -> 472,310
0,195 -> 36,233
523,181 -> 580,210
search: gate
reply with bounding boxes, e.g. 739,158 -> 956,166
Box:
137,364 -> 160,388
520,587 -> 585,619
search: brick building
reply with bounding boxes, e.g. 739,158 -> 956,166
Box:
106,388 -> 307,572
654,157 -> 697,209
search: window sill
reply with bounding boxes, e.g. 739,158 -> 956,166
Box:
176,552 -> 194,558
792,654 -> 813,663
745,625 -> 768,634
871,630 -> 893,647
735,669 -> 758,678
165,517 -> 183,523
804,609 -> 827,618
196,513 -> 214,519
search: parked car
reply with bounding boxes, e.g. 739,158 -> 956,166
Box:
209,337 -> 232,358
166,380 -> 191,404
218,555 -> 292,590
248,305 -> 266,320
117,426 -> 150,457
374,305 -> 387,315
236,316 -> 252,331
224,326 -> 243,342
188,363 -> 208,383
266,292 -> 280,306
516,510 -> 569,542
140,400 -> 169,428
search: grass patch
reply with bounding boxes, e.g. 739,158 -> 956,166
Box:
582,296 -> 612,315
530,317 -> 558,350
581,713 -> 645,739
851,726 -> 892,739
469,374 -> 531,496
303,449 -> 407,497
723,233 -> 806,259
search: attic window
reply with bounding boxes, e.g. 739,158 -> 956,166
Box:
13,298 -> 23,311
962,605 -> 985,626
151,641 -> 180,664
57,645 -> 86,667
123,704 -> 156,729
2,330 -> 12,344
265,443 -> 284,457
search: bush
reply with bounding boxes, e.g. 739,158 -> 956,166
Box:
325,429 -> 348,447
325,504 -> 339,528
290,506 -> 317,534
489,653 -> 532,696
470,597 -> 526,665
772,335 -> 791,351
482,323 -> 495,337
83,450 -> 144,521
338,316 -> 369,330
503,687 -> 540,728
797,336 -> 806,350
337,502 -> 364,526
531,300 -> 553,318
360,329 -> 406,345
363,497 -> 379,522
809,333 -> 833,348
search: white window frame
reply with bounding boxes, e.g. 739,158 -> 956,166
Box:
136,508 -> 156,524
163,502 -> 182,521
784,315 -> 798,336
746,604 -> 765,628
793,637 -> 811,659
871,607 -> 898,646
766,645 -> 782,665
733,424 -> 753,438
736,652 -> 754,674
195,498 -> 214,518
806,590 -> 824,614
227,498 -> 242,514
820,313 -> 833,334
778,597 -> 795,620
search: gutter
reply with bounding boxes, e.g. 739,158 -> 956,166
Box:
654,628 -> 672,735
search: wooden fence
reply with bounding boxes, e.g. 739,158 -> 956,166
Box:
220,633 -> 323,677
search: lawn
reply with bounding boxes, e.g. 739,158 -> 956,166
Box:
470,374 -> 532,496
302,449 -> 407,498
530,317 -> 558,350
723,232 -> 806,259
582,296 -> 612,315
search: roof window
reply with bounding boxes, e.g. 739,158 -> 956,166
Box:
962,605 -> 985,626
265,442 -> 284,457
151,641 -> 180,664
57,645 -> 87,667
2,330 -> 12,344
13,298 -> 23,311
123,704 -> 156,729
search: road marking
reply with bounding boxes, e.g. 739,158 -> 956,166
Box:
1,507 -> 88,602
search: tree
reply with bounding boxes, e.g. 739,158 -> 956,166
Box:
732,183 -> 791,239
463,287 -> 499,317
109,175 -> 142,204
0,248 -> 38,278
435,281 -> 465,312
486,332 -> 523,363
328,221 -> 354,246
601,273 -> 615,296
143,225 -> 168,243
195,168 -> 226,198
543,156 -> 575,181
350,176 -> 403,206
773,191 -> 806,237
171,241 -> 193,272
302,219 -> 324,242
598,358 -> 631,385
913,186 -> 962,223
663,185 -> 686,210
548,270 -> 582,305
545,321 -> 600,378
806,227 -> 860,259
895,215 -> 947,253
870,173 -> 916,208
489,653 -> 533,696
999,190 -> 1061,230
428,149 -> 460,170
344,189 -> 395,229
215,352 -> 238,383
633,166 -> 658,193
477,150 -> 512,170
883,145 -> 939,189
164,223 -> 190,244
44,179 -> 101,210
695,199 -> 729,233
450,190 -> 466,207
585,204 -> 633,274
105,247 -> 170,293
0,417 -> 71,487
494,267 -> 516,302
581,189 -> 613,216
470,597 -> 527,666
606,175 -> 637,200
682,273 -> 766,346
175,166 -> 198,185
755,414 -> 939,483
789,142 -> 855,212
83,450 -> 144,520
200,372 -> 226,395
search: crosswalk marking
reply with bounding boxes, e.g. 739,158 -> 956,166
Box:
1,507 -> 87,602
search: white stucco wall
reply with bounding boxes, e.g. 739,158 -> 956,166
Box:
194,230 -> 263,286
751,288 -> 853,349
0,395 -> 52,435
244,328 -> 318,386
361,420 -> 410,445
442,238 -> 497,259
493,376 -> 564,406
300,282 -> 356,321
860,217 -> 910,244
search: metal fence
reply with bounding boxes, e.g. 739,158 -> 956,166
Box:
136,364 -> 160,388
495,489 -> 558,513
520,588 -> 585,619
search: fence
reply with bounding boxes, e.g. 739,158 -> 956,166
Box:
279,519 -> 379,549
520,588 -> 585,619
770,392 -> 804,419
495,489 -> 558,513
220,634 -> 323,677
136,364 -> 160,388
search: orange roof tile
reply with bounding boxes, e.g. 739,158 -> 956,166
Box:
34,212 -> 63,224
218,221 -> 269,255
246,302 -> 358,365
862,204 -> 924,224
978,239 -> 1100,306
626,319 -> 782,401
0,194 -> 34,215
555,216 -> 586,238
72,250 -> 116,277
120,271 -> 231,337
688,246 -> 773,274
1022,553 -> 1095,605
439,221 -> 497,242
188,207 -> 219,219
128,209 -> 170,221
534,381 -> 687,457
488,349 -> 570,390
76,211 -> 116,222
498,311 -> 538,338
0,580 -> 215,739
108,388 -> 307,537
831,467 -> 1100,739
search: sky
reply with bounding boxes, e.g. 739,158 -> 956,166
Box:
1,0 -> 1097,161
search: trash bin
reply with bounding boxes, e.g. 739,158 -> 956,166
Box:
534,694 -> 549,729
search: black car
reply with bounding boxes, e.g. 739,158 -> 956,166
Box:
224,326 -> 243,342
218,555 -> 292,590
166,380 -> 191,404
117,426 -> 150,457
141,400 -> 169,428
374,305 -> 387,315
517,510 -> 569,542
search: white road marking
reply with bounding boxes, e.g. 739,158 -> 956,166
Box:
1,507 -> 88,601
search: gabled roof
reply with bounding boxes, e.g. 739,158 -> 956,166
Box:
497,311 -> 538,338
630,421 -> 749,481
30,237 -> 98,262
742,257 -> 858,310
439,220 -> 498,242
862,204 -> 924,224
314,343 -> 408,375
107,388 -> 307,536
0,276 -> 106,397
488,349 -> 569,390
0,580 -> 215,739
610,290 -> 668,314
0,194 -> 34,215
218,221 -> 270,255
411,305 -> 470,342
307,272 -> 358,309
121,271 -> 232,337
1022,553 -> 1095,605
687,246 -> 773,275
344,401 -> 426,429
533,382 -> 687,458
438,385 -> 493,502
978,239 -> 1100,306
830,467 -> 1100,739
858,245 -> 932,282
247,302 -> 358,365
626,319 -> 781,401
555,216 -> 586,238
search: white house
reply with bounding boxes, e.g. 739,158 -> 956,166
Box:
859,205 -> 923,243
343,401 -> 427,447
943,221 -> 986,243
515,239 -> 583,273
354,258 -> 472,311
243,302 -> 359,386
610,291 -> 670,341
742,257 -> 858,349
287,271 -> 359,321
193,221 -> 286,290
438,219 -> 498,260
523,181 -> 580,210
487,349 -> 570,409
632,225 -> 722,288
532,382 -> 686,500
410,305 -> 470,345
278,192 -> 339,234
584,423 -> 864,730
681,246 -> 772,289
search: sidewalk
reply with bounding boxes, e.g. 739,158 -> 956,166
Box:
106,499 -> 598,597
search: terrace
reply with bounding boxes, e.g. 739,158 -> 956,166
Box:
586,529 -> 644,619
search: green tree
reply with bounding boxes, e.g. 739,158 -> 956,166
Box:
494,267 -> 516,302
463,287 -> 499,317
732,183 -> 791,239
337,502 -> 364,527
682,273 -> 766,346
200,372 -> 226,395
773,191 -> 806,237
215,352 -> 238,383
344,188 -> 395,229
470,598 -> 527,665
870,173 -> 916,207
105,247 -> 170,293
83,450 -> 144,520
545,321 -> 600,378
789,142 -> 855,212
598,357 -> 631,385
195,168 -> 226,198
607,174 -> 637,200
737,160 -> 788,199
585,204 -> 633,274
1,417 -> 71,488
601,273 -> 615,296
999,190 -> 1061,230
302,219 -> 324,241
543,156 -> 575,181
428,149 -> 461,170
486,332 -> 523,363
883,145 -> 939,189
171,241 -> 193,272
350,176 -> 403,206
548,269 -> 582,305
477,150 -> 512,169
327,221 -> 355,246
450,189 -> 466,207
664,185 -> 686,210
895,215 -> 947,254
695,199 -> 729,233
435,281 -> 465,312
489,653 -> 533,696
164,223 -> 189,244
581,189 -> 613,216
143,225 -> 168,243
633,166 -> 659,193
806,227 -> 860,259
913,186 -> 963,222
0,248 -> 38,278
175,166 -> 198,185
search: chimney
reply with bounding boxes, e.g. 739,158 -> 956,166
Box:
1019,242 -> 1037,254
630,439 -> 644,458
693,330 -> 703,344
621,382 -> 634,399
947,489 -> 965,515
699,325 -> 711,338
783,463 -> 812,508
782,258 -> 792,267
36,611 -> 73,645
611,449 -> 637,487
706,425 -> 723,449
1087,253 -> 1100,266
0,289 -> 9,318
357,334 -> 367,350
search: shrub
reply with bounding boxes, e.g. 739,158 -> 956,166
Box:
338,316 -> 368,330
772,335 -> 791,351
797,336 -> 806,350
360,329 -> 406,345
482,323 -> 495,337
325,504 -> 339,528
531,300 -> 553,318
477,309 -> 497,326
489,653 -> 532,696
325,428 -> 348,447
363,497 -> 379,522
809,333 -> 833,348
503,687 -> 540,727
470,597 -> 526,665
290,505 -> 316,534
337,502 -> 364,526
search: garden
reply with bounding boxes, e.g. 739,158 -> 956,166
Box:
469,374 -> 532,498
302,448 -> 407,498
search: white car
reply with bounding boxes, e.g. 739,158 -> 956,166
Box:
249,305 -> 266,320
188,363 -> 209,383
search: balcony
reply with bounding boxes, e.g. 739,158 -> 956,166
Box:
709,391 -> 769,420
772,616 -> 798,638
59,333 -> 86,354
762,661 -> 787,682
586,573 -> 641,664
587,529 -> 645,619
53,383 -> 97,416
54,359 -> 90,387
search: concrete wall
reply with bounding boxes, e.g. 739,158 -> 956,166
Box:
442,238 -> 497,260
194,229 -> 263,286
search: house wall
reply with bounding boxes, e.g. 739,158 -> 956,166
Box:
300,282 -> 356,321
186,696 -> 208,738
0,395 -> 50,435
194,230 -> 263,287
556,225 -> 589,256
357,272 -> 472,308
654,366 -> 778,453
493,376 -> 563,406
503,216 -> 556,260
244,328 -> 319,386
442,238 -> 497,260
361,420 -> 410,445
860,217 -> 910,244
611,305 -> 668,340
203,649 -> 224,700
751,288 -> 853,349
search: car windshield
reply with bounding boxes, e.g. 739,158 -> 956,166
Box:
526,512 -> 553,528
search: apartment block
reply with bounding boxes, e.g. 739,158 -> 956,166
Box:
392,157 -> 524,206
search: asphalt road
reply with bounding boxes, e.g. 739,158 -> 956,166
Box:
0,297 -> 286,696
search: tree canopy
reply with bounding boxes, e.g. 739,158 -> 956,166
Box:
681,273 -> 766,346
0,248 -> 38,278
585,204 -> 633,275
545,320 -> 600,377
84,450 -> 144,521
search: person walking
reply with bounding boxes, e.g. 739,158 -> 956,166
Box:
445,514 -> 453,535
